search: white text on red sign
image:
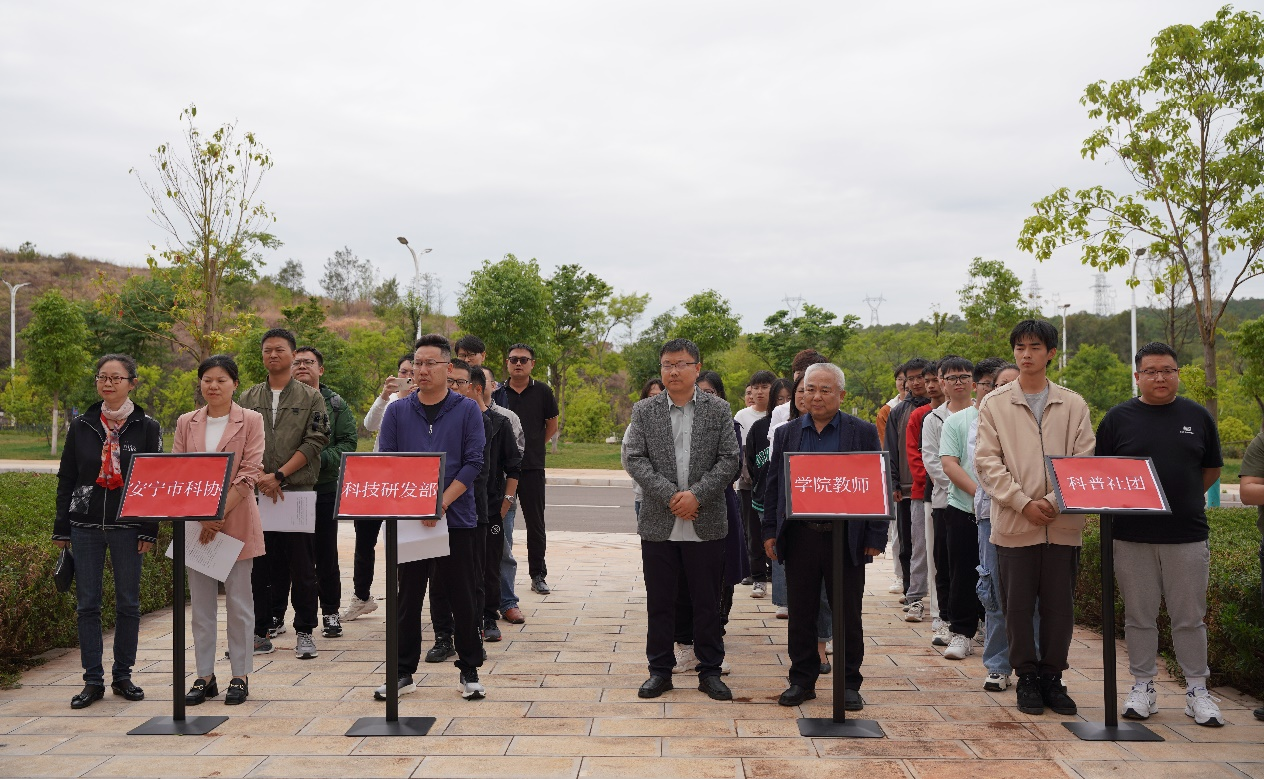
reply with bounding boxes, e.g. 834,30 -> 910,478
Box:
342,481 -> 439,499
1064,476 -> 1147,491
793,476 -> 871,494
126,480 -> 223,498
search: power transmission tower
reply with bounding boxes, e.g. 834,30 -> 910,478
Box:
863,294 -> 885,327
1027,270 -> 1044,314
1092,272 -> 1114,316
781,294 -> 805,319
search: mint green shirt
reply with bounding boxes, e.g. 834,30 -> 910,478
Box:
939,406 -> 978,514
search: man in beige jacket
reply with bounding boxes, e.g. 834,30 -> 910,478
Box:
975,320 -> 1095,717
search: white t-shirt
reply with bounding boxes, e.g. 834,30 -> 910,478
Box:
767,401 -> 791,445
734,406 -> 767,442
204,413 -> 230,452
270,389 -> 283,427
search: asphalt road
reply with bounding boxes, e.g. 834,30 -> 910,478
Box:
542,484 -> 637,533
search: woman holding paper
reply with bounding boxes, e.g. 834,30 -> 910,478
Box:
173,355 -> 266,706
53,353 -> 162,710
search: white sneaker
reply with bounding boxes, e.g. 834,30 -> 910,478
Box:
1122,683 -> 1157,719
294,631 -> 318,659
719,658 -> 732,676
341,596 -> 378,621
943,633 -> 973,660
1185,688 -> 1224,727
459,670 -> 486,700
904,601 -> 924,623
671,643 -> 697,674
931,624 -> 951,647
887,579 -> 903,594
984,673 -> 1010,692
825,640 -> 832,655
897,594 -> 908,605
775,606 -> 789,619
751,581 -> 767,599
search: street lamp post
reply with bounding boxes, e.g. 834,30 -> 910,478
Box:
1130,248 -> 1146,397
397,237 -> 432,341
1058,303 -> 1071,374
3,281 -> 31,370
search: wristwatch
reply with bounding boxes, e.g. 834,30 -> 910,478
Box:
274,470 -> 287,486
504,494 -> 518,506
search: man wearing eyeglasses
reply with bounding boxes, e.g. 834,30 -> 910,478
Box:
1095,342 -> 1225,727
492,344 -> 559,601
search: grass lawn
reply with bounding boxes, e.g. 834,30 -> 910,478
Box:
0,431 -> 61,460
545,441 -> 623,470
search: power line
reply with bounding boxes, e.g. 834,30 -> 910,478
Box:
863,294 -> 885,327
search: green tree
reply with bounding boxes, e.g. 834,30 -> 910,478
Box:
275,259 -> 306,295
21,291 -> 90,454
958,258 -> 1034,360
456,255 -> 553,369
131,365 -> 198,431
624,309 -> 678,390
0,368 -> 46,428
748,303 -> 859,376
672,290 -> 740,361
84,274 -> 176,366
545,264 -> 612,434
1018,7 -> 1263,419
1225,315 -> 1263,412
588,291 -> 650,371
1059,344 -> 1132,416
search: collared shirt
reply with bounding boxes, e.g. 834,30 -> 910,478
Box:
667,388 -> 700,542
797,411 -> 843,453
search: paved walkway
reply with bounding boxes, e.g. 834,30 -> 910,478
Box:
2,528 -> 1261,779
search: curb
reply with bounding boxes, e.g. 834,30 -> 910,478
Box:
546,475 -> 633,488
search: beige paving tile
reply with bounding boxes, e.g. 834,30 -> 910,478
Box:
580,757 -> 741,778
1118,742 -> 1265,762
526,702 -> 664,718
881,721 -> 1034,740
591,718 -> 735,737
84,755 -> 264,777
413,755 -> 579,778
815,739 -> 971,758
444,717 -> 591,736
663,736 -> 817,757
743,758 -> 911,779
48,734 -> 214,755
906,758 -> 1071,778
1065,761 -> 1241,778
0,755 -> 106,777
1231,762 -> 1265,779
0,716 -> 36,734
353,735 -> 511,755
248,755 -> 420,778
967,740 -> 1131,759
0,734 -> 70,754
10,716 -> 153,735
198,733 -> 357,755
509,736 -> 659,756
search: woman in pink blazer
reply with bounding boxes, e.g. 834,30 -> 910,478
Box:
172,355 -> 266,706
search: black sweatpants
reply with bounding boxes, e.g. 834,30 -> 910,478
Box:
896,498 -> 912,594
429,521 -> 487,637
931,507 -> 951,622
352,519 -> 383,602
398,527 -> 482,676
254,529 -> 318,636
483,515 -> 505,622
313,492 -> 341,615
642,538 -> 725,679
785,523 -> 865,691
944,505 -> 983,638
740,489 -> 767,581
518,470 -> 548,579
996,542 -> 1079,677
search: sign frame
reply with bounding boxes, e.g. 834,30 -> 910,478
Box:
116,452 -> 236,522
1046,455 -> 1171,516
782,450 -> 895,522
333,451 -> 447,520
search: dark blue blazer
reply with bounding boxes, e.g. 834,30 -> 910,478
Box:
760,412 -> 890,566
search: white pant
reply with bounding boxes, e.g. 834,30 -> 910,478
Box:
189,557 -> 255,678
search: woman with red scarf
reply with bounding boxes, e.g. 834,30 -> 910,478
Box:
52,353 -> 162,710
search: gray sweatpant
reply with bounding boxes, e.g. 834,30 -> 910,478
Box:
189,558 -> 255,679
1113,539 -> 1210,684
907,499 -> 929,602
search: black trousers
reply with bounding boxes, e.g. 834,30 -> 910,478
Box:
996,542 -> 1079,677
398,527 -> 482,675
428,520 -> 487,637
896,498 -> 912,593
352,519 -> 383,602
519,470 -> 548,579
642,538 -> 725,679
254,530 -> 318,635
740,489 -> 767,581
483,515 -> 505,621
674,551 -> 736,644
944,505 -> 983,638
931,507 -> 951,622
313,492 -> 341,615
785,522 -> 865,690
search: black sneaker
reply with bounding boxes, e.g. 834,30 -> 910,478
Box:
425,634 -> 456,663
322,613 -> 343,638
267,617 -> 287,638
1039,674 -> 1077,715
374,673 -> 416,701
1016,673 -> 1044,715
483,617 -> 502,642
531,576 -> 551,595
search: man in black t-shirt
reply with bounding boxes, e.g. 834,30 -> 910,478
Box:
1095,342 -> 1224,727
491,343 -> 559,597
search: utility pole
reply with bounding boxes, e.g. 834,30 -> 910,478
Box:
3,280 -> 31,369
396,237 -> 432,341
863,294 -> 885,327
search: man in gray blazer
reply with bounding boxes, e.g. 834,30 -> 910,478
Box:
622,338 -> 741,701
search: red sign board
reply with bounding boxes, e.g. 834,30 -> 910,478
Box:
784,452 -> 893,520
334,453 -> 445,519
117,453 -> 235,521
1047,456 -> 1170,514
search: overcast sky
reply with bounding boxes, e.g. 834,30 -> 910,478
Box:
1,1 -> 1255,334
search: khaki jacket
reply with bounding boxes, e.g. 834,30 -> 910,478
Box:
238,379 -> 329,488
975,379 -> 1096,548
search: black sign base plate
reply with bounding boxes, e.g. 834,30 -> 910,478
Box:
128,715 -> 227,735
1063,721 -> 1164,741
345,716 -> 436,737
798,717 -> 885,738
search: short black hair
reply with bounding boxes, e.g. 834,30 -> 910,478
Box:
697,370 -> 727,401
640,378 -> 665,399
468,366 -> 487,390
96,353 -> 138,379
922,360 -> 940,377
893,364 -> 906,378
659,338 -> 701,362
506,343 -> 535,359
295,345 -> 324,366
414,333 -> 452,357
397,354 -> 414,370
938,356 -> 973,377
450,358 -> 471,376
1134,341 -> 1179,368
455,334 -> 486,355
903,358 -> 931,375
261,328 -> 297,350
973,356 -> 1006,383
749,370 -> 777,387
197,354 -> 239,383
1009,319 -> 1058,350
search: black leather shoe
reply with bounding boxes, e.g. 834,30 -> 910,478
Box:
185,676 -> 218,706
778,684 -> 816,706
224,677 -> 249,705
843,689 -> 864,711
637,676 -> 673,699
819,660 -> 832,675
110,679 -> 145,701
70,684 -> 105,709
698,676 -> 732,701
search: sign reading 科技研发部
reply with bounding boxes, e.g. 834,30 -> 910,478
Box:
1046,456 -> 1170,515
334,452 -> 446,519
783,451 -> 894,520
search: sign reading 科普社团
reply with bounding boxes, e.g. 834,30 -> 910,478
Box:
1047,456 -> 1170,515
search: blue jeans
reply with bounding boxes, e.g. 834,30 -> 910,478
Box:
976,519 -> 1039,676
70,525 -> 143,686
771,559 -> 787,606
499,504 -> 520,611
817,583 -> 832,640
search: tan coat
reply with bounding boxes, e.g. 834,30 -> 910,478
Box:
173,403 -> 267,560
975,380 -> 1096,548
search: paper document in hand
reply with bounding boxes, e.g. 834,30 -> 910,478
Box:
396,517 -> 450,563
166,531 -> 244,582
258,491 -> 317,533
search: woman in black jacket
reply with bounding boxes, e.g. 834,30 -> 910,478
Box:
52,354 -> 162,709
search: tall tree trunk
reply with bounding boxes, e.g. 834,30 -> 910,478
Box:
50,391 -> 59,457
550,362 -> 565,454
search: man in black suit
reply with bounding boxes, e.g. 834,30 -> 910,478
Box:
763,362 -> 888,708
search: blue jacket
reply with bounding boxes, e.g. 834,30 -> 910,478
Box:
760,411 -> 889,566
379,390 -> 485,529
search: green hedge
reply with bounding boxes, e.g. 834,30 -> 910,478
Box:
1075,509 -> 1263,697
0,473 -> 175,663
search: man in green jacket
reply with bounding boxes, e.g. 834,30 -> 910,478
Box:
293,346 -> 359,638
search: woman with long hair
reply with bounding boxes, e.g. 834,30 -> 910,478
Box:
625,378 -> 665,518
751,378 -> 793,618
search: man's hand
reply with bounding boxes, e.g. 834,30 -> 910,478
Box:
53,539 -> 68,549
670,491 -> 700,520
381,376 -> 400,400
863,547 -> 883,557
138,541 -> 154,554
257,474 -> 283,502
422,518 -> 439,528
199,519 -> 223,545
501,497 -> 514,519
764,538 -> 778,561
1022,498 -> 1057,526
892,488 -> 903,503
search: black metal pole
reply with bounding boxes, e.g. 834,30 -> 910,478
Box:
1101,516 -> 1117,728
385,519 -> 399,723
172,521 -> 185,723
832,523 -> 846,723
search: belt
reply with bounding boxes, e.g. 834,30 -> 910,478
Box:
802,520 -> 835,533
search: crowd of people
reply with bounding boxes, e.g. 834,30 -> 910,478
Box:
51,320 -> 1260,726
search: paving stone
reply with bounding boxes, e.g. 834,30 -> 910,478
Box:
84,755 -> 264,777
0,756 -> 106,777
662,736 -> 817,757
581,757 -> 741,778
413,755 -> 579,778
1065,761 -> 1241,778
0,734 -> 70,754
508,736 -> 659,756
906,758 -> 1071,777
248,755 -> 419,778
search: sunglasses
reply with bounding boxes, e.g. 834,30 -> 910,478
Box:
507,356 -> 532,365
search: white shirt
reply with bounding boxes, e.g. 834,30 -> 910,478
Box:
767,401 -> 791,445
734,406 -> 767,442
270,389 -> 282,428
204,413 -> 230,452
667,390 -> 701,543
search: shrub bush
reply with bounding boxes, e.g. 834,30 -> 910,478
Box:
564,386 -> 615,443
0,473 -> 175,663
1075,509 -> 1262,697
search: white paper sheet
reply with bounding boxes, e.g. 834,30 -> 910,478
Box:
257,490 -> 317,533
396,516 -> 450,563
165,529 -> 245,582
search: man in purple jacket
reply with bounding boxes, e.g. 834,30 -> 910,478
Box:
375,334 -> 487,701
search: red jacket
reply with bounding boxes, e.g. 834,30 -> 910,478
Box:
906,404 -> 934,500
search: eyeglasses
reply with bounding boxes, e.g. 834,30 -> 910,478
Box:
95,375 -> 133,384
1138,368 -> 1179,378
660,361 -> 699,372
507,356 -> 532,365
446,378 -> 472,388
941,374 -> 972,384
416,360 -> 450,369
292,359 -> 319,367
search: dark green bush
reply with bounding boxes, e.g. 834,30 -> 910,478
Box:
0,472 -> 175,663
1075,509 -> 1263,697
